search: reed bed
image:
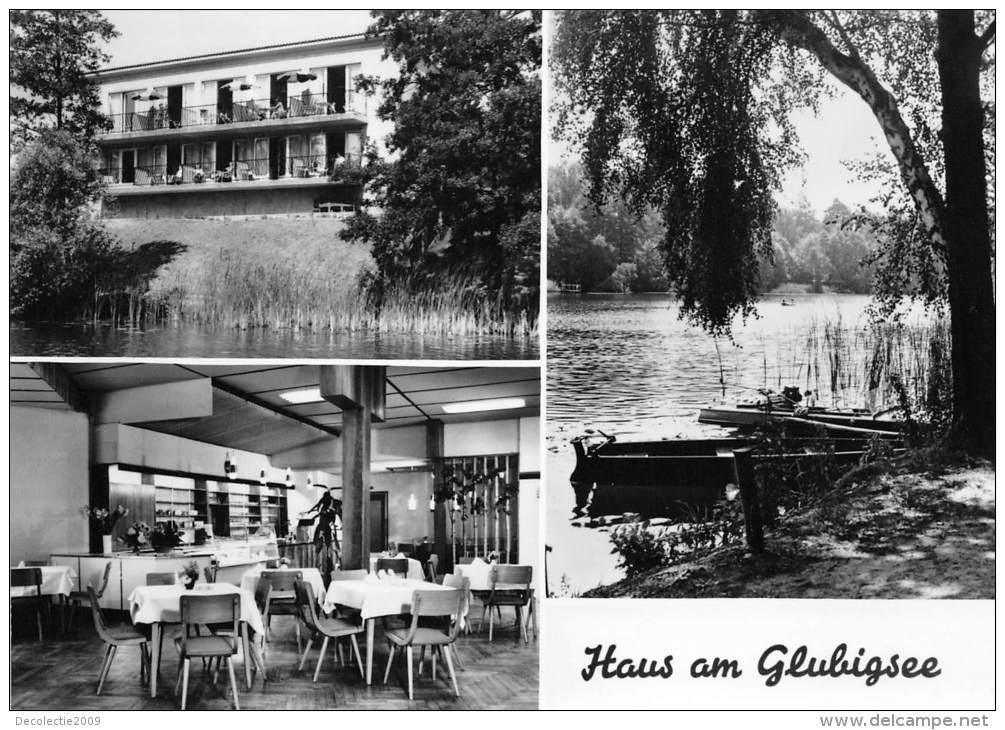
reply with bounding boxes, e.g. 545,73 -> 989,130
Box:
145,249 -> 537,338
733,313 -> 951,417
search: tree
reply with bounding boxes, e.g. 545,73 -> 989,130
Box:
10,10 -> 118,148
11,128 -> 116,320
342,10 -> 541,319
553,10 -> 995,456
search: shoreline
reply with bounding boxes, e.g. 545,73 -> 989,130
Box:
581,453 -> 994,599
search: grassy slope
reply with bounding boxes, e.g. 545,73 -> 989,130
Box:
104,218 -> 372,302
586,456 -> 995,599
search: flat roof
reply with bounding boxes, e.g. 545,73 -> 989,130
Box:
95,33 -> 378,77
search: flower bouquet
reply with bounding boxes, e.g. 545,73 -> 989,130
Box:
151,521 -> 184,553
178,561 -> 200,590
82,504 -> 129,534
120,522 -> 150,553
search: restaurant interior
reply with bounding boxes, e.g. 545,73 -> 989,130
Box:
9,362 -> 540,710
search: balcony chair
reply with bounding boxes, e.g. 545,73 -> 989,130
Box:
173,593 -> 242,710
134,168 -> 153,186
10,567 -> 44,642
382,589 -> 464,700
89,587 -> 149,695
261,569 -> 303,652
66,560 -> 112,633
294,580 -> 364,683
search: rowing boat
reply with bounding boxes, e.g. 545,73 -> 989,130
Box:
697,403 -> 905,435
570,432 -> 894,518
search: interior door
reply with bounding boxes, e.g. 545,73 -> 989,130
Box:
368,491 -> 388,553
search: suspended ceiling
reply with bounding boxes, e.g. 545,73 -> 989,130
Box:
10,362 -> 540,456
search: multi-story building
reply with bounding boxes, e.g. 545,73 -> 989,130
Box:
91,33 -> 395,218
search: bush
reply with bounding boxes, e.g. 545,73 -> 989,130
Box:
609,521 -> 670,578
11,221 -> 116,320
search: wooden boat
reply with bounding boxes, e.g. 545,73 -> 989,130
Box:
570,432 -> 895,519
697,403 -> 905,435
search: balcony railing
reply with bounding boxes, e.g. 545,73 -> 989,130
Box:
99,153 -> 362,188
106,91 -> 365,134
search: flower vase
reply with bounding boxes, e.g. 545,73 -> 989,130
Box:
102,534 -> 113,554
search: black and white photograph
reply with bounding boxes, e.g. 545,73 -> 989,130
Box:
10,10 -> 541,360
9,362 -> 541,709
545,10 -> 995,601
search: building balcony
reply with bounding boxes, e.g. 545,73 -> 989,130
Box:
99,92 -> 367,145
100,153 -> 362,197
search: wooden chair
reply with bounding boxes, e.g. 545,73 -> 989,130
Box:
479,565 -> 533,643
10,567 -> 44,641
425,554 -> 440,583
382,589 -> 464,700
261,570 -> 303,651
376,558 -> 409,577
89,587 -> 149,695
67,560 -> 112,632
439,574 -> 470,667
146,572 -> 177,586
294,580 -> 364,682
174,593 -> 241,710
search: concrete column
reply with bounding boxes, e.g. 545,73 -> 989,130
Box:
426,420 -> 446,569
320,365 -> 385,570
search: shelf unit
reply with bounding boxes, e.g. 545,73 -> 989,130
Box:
99,465 -> 289,547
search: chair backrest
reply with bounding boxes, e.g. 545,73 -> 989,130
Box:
253,577 -> 272,615
87,586 -> 116,644
491,565 -> 532,588
180,593 -> 239,645
402,589 -> 464,644
440,574 -> 470,619
457,556 -> 475,565
94,561 -> 113,597
261,569 -> 302,592
426,554 -> 440,582
376,558 -> 408,577
331,569 -> 366,582
146,572 -> 177,586
10,567 -> 42,592
22,560 -> 48,566
293,579 -> 321,633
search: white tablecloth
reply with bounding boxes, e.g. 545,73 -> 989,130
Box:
455,558 -> 494,591
240,566 -> 325,603
323,577 -> 457,620
368,555 -> 425,581
10,565 -> 77,597
129,583 -> 264,635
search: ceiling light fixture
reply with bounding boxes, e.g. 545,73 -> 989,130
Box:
441,398 -> 526,414
278,388 -> 323,404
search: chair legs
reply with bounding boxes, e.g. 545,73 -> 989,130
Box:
442,642 -> 460,697
313,636 -> 330,682
226,657 -> 240,710
298,635 -> 314,671
96,644 -> 115,695
406,646 -> 414,700
176,655 -> 239,710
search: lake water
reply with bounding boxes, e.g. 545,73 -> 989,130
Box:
10,322 -> 539,360
546,292 -> 910,595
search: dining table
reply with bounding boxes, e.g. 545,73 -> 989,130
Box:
323,577 -> 461,685
129,582 -> 264,699
10,564 -> 77,598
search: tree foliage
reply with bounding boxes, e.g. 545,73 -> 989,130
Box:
9,9 -> 118,149
342,10 -> 541,320
553,9 -> 995,454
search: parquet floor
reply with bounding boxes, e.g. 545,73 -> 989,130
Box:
10,606 -> 538,711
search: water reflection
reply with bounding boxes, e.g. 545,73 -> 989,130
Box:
546,292 -> 907,594
10,321 -> 538,360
